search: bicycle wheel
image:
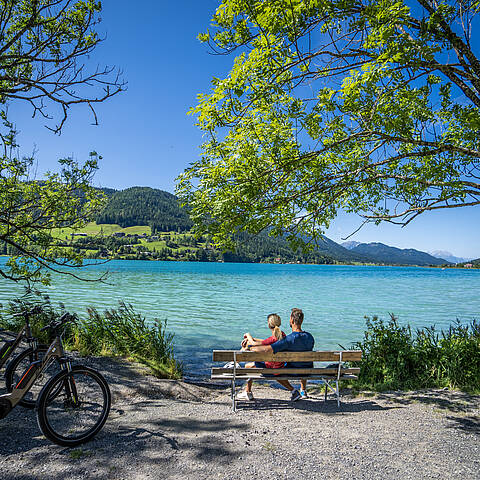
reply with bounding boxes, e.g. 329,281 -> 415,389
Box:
4,346 -> 62,409
36,365 -> 111,447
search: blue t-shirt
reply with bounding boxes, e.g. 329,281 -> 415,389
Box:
271,331 -> 315,368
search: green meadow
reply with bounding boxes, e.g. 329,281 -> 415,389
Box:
51,222 -> 207,261
52,223 -> 152,240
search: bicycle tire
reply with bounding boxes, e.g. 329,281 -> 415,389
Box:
36,365 -> 111,447
4,345 -> 62,409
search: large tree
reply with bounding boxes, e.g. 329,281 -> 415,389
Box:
177,0 -> 480,248
0,0 -> 123,283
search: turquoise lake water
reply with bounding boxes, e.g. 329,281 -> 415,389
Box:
0,259 -> 479,376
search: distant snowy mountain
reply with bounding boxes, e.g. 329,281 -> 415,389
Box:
341,241 -> 362,250
428,250 -> 471,264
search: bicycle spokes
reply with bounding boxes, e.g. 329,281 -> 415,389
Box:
37,367 -> 110,446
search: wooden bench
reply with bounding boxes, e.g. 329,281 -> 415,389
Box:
211,350 -> 362,411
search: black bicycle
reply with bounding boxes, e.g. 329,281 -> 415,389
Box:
0,312 -> 111,447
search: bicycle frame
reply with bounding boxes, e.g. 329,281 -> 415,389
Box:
0,323 -> 38,370
0,333 -> 72,418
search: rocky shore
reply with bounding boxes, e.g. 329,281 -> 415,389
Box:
0,356 -> 479,480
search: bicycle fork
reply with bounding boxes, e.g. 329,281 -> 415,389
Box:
61,361 -> 80,408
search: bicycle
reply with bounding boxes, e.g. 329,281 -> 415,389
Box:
0,305 -> 44,371
0,305 -> 62,409
0,312 -> 111,447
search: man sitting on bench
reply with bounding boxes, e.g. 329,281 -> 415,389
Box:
246,308 -> 314,401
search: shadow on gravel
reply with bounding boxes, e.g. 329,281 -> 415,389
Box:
376,390 -> 479,414
81,418 -> 246,471
1,415 -> 246,478
0,435 -> 47,456
154,417 -> 245,434
236,398 -> 398,413
446,415 -> 480,435
100,423 -> 181,449
0,409 -> 47,455
2,475 -> 43,480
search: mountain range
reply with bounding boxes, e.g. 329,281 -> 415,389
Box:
427,250 -> 471,264
92,186 -> 456,266
342,242 -> 447,266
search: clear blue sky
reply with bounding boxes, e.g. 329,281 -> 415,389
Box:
10,0 -> 480,259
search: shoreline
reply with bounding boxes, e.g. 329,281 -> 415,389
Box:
1,254 -> 478,269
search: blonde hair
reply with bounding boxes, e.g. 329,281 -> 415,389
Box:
267,313 -> 282,340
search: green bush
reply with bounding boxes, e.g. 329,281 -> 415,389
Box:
0,292 -> 182,379
70,303 -> 182,378
352,314 -> 480,392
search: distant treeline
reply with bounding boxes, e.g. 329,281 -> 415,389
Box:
225,232 -> 339,263
95,187 -> 192,233
61,231 -> 341,264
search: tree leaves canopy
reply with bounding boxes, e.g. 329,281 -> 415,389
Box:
0,0 -> 123,131
177,0 -> 480,249
0,116 -> 106,284
0,0 -> 123,283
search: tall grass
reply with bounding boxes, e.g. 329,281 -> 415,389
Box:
70,303 -> 182,378
0,292 -> 182,379
351,314 -> 480,392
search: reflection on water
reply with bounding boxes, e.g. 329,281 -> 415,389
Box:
1,259 -> 479,376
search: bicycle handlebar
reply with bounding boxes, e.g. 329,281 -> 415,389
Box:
40,312 -> 77,333
11,305 -> 44,319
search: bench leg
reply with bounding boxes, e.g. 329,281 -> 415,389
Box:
323,380 -> 340,407
231,380 -> 236,412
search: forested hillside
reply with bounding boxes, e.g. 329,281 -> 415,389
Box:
229,232 -> 368,264
350,243 -> 446,266
95,187 -> 192,232
456,258 -> 480,268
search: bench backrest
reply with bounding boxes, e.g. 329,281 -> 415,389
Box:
212,350 -> 362,363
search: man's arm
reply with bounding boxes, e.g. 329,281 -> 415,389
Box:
248,334 -> 291,352
249,344 -> 273,353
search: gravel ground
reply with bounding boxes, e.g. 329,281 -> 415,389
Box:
0,355 -> 479,480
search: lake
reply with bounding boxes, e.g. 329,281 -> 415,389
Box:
0,259 -> 479,377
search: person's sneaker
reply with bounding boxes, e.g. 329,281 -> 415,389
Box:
236,391 -> 254,401
290,389 -> 301,402
300,390 -> 308,399
223,361 -> 241,369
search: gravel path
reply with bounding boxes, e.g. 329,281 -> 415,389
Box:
0,356 -> 479,480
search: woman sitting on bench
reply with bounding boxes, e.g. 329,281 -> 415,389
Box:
237,313 -> 286,401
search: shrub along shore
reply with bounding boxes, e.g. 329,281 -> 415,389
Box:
1,294 -> 478,392
0,293 -> 182,379
350,314 -> 480,393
